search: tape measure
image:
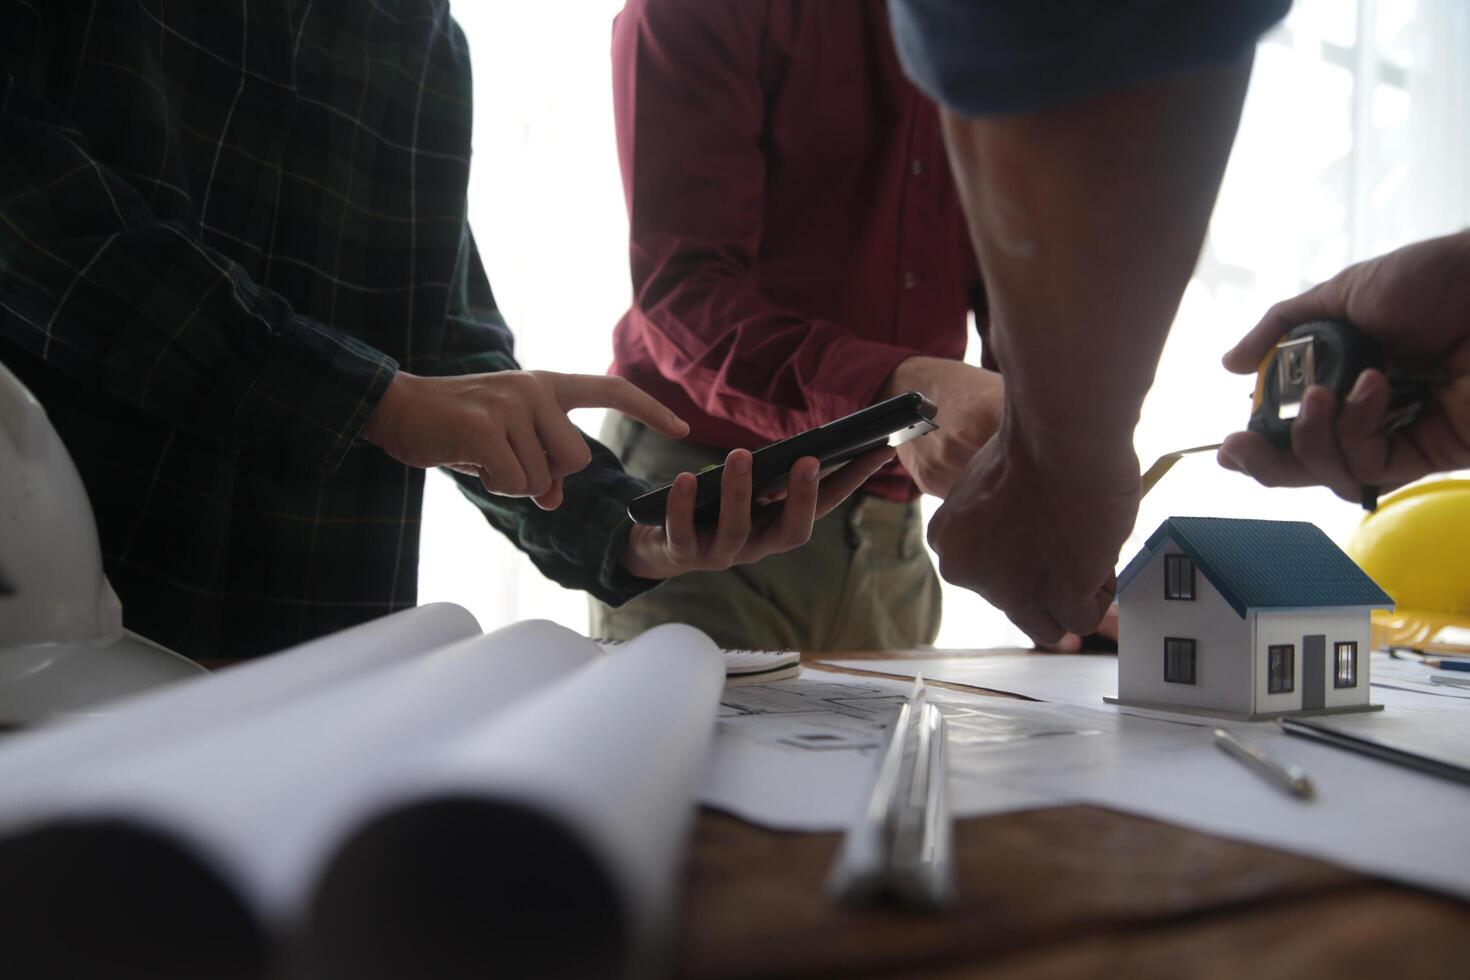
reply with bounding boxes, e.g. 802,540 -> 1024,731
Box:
1141,319 -> 1432,510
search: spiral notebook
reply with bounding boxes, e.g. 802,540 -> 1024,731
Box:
721,649 -> 801,684
598,640 -> 801,684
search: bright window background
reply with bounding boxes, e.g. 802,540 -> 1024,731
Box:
421,0 -> 1470,645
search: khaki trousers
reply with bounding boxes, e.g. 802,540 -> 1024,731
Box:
589,413 -> 941,652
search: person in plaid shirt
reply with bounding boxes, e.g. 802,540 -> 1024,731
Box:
0,1 -> 889,660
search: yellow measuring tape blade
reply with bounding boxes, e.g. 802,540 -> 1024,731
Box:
1139,443 -> 1223,498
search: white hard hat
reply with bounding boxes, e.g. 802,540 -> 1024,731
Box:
0,359 -> 204,725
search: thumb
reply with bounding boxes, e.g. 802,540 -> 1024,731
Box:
1223,281 -> 1340,374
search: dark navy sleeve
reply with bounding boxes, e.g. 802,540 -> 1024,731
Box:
887,0 -> 1291,116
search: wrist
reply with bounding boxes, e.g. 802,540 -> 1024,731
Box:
881,355 -> 936,401
361,370 -> 414,447
995,408 -> 1139,492
618,524 -> 672,581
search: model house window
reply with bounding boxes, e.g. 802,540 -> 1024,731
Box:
1334,642 -> 1358,688
1268,644 -> 1295,694
1164,637 -> 1196,684
1164,555 -> 1195,600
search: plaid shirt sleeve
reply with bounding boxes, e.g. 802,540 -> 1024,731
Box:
0,17 -> 395,472
440,229 -> 661,607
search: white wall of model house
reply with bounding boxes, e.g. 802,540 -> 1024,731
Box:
1118,545 -> 1251,715
1253,608 -> 1373,714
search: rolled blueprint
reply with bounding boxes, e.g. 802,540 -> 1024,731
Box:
303,623 -> 726,980
0,601 -> 480,820
0,615 -> 591,980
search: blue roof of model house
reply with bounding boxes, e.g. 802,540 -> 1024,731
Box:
1116,517 -> 1393,617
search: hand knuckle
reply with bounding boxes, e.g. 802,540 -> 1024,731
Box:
926,516 -> 945,551
507,396 -> 535,422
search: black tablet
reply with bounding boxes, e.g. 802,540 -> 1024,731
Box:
626,391 -> 938,525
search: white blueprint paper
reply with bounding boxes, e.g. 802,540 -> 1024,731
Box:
819,655 -> 1470,900
1369,652 -> 1470,701
699,670 -> 1093,831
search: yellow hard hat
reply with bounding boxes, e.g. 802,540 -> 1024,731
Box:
1347,478 -> 1470,649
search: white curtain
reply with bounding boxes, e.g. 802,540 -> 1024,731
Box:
422,0 -> 1470,646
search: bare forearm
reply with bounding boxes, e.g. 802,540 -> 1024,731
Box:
941,56 -> 1253,469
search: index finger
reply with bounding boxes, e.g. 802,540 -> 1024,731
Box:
1217,430 -> 1317,487
744,455 -> 821,561
707,449 -> 754,565
662,472 -> 701,565
811,446 -> 895,520
550,375 -> 689,440
1057,579 -> 1115,638
1009,606 -> 1067,647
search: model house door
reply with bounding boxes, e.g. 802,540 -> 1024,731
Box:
1302,634 -> 1326,710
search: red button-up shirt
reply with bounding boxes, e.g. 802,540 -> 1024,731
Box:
608,0 -> 984,501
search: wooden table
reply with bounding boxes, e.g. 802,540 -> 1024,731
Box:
673,650 -> 1470,979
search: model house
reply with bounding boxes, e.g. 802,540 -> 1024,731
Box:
1109,517 -> 1392,720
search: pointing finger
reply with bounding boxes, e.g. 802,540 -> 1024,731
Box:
550,375 -> 689,440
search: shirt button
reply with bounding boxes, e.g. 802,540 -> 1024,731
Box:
911,158 -> 924,176
902,271 -> 917,290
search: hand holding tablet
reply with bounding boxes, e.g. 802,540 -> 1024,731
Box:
626,392 -> 939,525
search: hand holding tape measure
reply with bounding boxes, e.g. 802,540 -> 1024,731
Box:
1142,318 -> 1430,510
1145,231 -> 1470,508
